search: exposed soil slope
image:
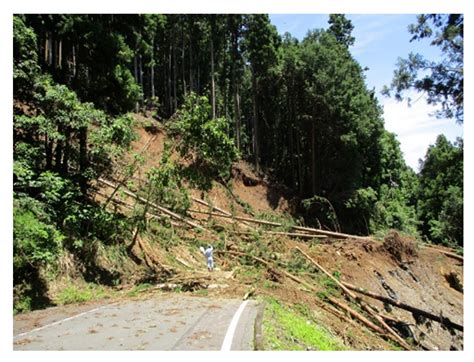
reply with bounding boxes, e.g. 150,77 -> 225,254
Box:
73,116 -> 465,350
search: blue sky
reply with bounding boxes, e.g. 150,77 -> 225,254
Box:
269,14 -> 464,171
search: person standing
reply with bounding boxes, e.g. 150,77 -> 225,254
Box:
200,245 -> 214,272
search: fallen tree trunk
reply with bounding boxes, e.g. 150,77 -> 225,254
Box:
187,209 -> 281,226
219,250 -> 404,345
188,208 -> 254,231
317,301 -> 360,328
98,178 -> 206,231
191,197 -> 232,216
422,244 -> 463,262
437,250 -> 463,262
342,282 -> 463,332
326,296 -> 385,334
295,246 -> 412,350
102,134 -> 157,210
231,231 -> 328,239
188,209 -> 372,241
294,247 -> 357,298
292,226 -> 372,241
95,190 -> 183,228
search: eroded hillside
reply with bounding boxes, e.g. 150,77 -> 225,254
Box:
84,116 -> 463,351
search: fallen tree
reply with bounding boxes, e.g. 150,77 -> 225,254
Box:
433,249 -> 463,262
94,190 -> 183,228
98,178 -> 206,231
294,246 -> 413,350
342,282 -> 463,332
230,230 -> 328,239
219,249 -> 411,349
102,134 -> 158,210
188,209 -> 372,241
292,225 -> 372,241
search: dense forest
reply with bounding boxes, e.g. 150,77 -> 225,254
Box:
13,14 -> 463,312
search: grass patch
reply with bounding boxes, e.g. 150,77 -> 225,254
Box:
194,289 -> 209,297
262,297 -> 345,351
54,282 -> 113,305
126,283 -> 153,298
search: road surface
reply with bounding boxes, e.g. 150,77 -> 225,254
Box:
13,294 -> 263,351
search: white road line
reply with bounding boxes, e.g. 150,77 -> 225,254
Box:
13,303 -> 116,340
220,300 -> 248,351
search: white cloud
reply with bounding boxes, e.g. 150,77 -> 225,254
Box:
380,93 -> 463,171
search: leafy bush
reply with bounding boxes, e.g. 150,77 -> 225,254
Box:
13,196 -> 64,270
145,144 -> 190,214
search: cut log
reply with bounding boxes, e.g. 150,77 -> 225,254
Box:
342,282 -> 463,332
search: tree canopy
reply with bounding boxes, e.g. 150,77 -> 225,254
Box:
383,14 -> 463,123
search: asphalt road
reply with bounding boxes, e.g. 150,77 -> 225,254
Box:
13,294 -> 263,351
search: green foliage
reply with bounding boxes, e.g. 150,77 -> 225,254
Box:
328,14 -> 355,47
112,64 -> 143,113
126,283 -> 153,297
171,93 -> 239,184
145,144 -> 190,214
383,14 -> 463,123
54,282 -> 111,305
14,295 -> 32,315
372,185 -> 419,236
13,198 -> 64,270
147,220 -> 180,250
302,195 -> 340,232
63,203 -> 130,248
417,135 -> 463,246
13,16 -> 40,97
89,113 -> 137,169
262,297 -> 345,350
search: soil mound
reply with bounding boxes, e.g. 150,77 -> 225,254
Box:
382,230 -> 418,263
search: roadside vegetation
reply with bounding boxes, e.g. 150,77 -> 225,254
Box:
262,297 -> 345,351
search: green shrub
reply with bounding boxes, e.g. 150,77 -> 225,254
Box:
13,197 -> 64,270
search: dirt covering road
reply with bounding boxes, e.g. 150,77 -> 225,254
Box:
14,294 -> 262,351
